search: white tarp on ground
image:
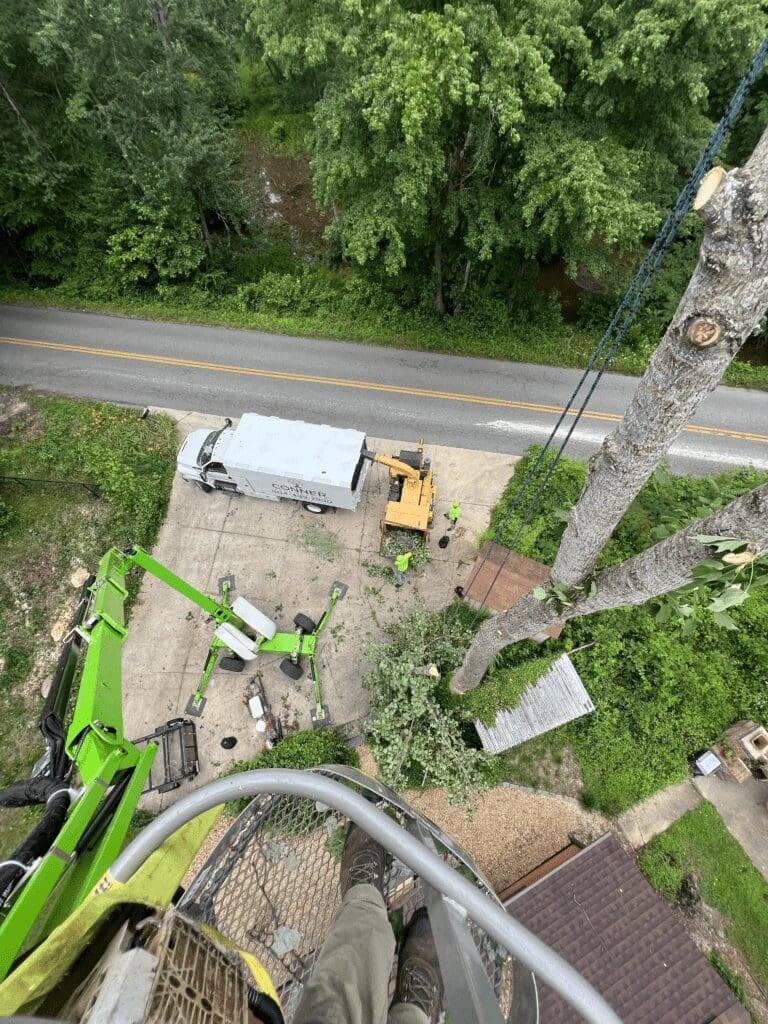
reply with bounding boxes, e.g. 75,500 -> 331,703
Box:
475,653 -> 594,754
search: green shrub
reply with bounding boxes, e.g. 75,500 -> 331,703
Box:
455,654 -> 557,725
229,727 -> 359,774
225,727 -> 359,816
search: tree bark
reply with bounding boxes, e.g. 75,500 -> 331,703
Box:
552,124 -> 768,587
433,241 -> 445,313
450,483 -> 768,692
451,127 -> 768,694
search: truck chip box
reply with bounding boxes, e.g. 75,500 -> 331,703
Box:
176,414 -> 369,513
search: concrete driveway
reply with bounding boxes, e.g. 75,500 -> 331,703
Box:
122,409 -> 515,809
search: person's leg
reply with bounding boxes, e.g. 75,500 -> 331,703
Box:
393,568 -> 405,587
388,909 -> 444,1024
293,883 -> 395,1024
293,825 -> 393,1024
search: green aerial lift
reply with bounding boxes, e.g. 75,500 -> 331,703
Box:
0,545 -> 345,984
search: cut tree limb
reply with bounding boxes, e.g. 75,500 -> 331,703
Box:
550,125 -> 768,589
450,122 -> 768,695
450,483 -> 768,693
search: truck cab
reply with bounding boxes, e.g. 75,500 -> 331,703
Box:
177,421 -> 238,492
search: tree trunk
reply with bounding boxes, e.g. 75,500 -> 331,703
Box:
553,125 -> 768,587
434,241 -> 445,313
0,77 -> 45,151
451,483 -> 768,692
199,206 -> 213,258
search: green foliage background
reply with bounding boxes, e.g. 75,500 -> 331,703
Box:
2,1 -> 767,385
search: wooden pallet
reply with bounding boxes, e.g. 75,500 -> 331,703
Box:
463,542 -> 561,638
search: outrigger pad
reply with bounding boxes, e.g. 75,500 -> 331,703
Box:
329,581 -> 348,601
185,694 -> 207,717
311,706 -> 331,729
218,573 -> 236,598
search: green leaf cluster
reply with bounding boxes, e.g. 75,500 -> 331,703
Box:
363,604 -> 490,802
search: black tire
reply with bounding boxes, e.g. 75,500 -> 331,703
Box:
293,613 -> 317,634
302,501 -> 326,515
280,658 -> 304,680
220,655 -> 245,673
198,481 -> 214,494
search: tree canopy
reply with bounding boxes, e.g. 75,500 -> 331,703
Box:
247,0 -> 764,309
0,0 -> 246,289
1,1 -> 766,329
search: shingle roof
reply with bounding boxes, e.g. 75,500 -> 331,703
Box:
506,833 -> 750,1024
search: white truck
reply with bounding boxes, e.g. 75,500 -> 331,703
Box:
176,413 -> 369,513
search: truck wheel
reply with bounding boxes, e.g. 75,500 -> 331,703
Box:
302,502 -> 326,515
293,613 -> 317,634
220,655 -> 245,673
280,658 -> 304,680
198,482 -> 214,494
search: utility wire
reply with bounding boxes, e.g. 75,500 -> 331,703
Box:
471,37 -> 768,611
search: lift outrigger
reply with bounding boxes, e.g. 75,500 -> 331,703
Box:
120,546 -> 348,722
0,545 -> 345,981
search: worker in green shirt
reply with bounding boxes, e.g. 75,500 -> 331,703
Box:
393,550 -> 413,588
445,500 -> 461,531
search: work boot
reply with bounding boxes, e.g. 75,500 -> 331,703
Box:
340,823 -> 387,897
394,908 -> 444,1022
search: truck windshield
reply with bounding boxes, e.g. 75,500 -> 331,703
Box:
197,426 -> 227,467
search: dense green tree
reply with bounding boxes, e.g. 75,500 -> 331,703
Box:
247,0 -> 765,310
0,0 -> 246,289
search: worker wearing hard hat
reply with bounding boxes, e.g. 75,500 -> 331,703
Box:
393,550 -> 413,587
294,824 -> 443,1023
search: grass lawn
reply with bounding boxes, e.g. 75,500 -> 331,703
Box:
639,802 -> 768,993
0,390 -> 177,855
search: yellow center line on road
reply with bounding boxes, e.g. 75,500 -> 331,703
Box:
2,334 -> 766,446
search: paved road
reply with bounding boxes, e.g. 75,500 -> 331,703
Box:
1,305 -> 766,474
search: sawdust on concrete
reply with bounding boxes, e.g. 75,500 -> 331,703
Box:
358,746 -> 607,893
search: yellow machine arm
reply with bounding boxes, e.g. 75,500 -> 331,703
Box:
369,452 -> 421,481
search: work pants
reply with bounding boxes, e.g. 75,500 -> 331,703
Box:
293,883 -> 429,1024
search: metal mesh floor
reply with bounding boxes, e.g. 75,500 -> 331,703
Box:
180,770 -> 519,1021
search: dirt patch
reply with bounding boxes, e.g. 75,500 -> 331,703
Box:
357,746 -> 607,894
0,396 -> 30,436
502,733 -> 584,800
241,138 -> 327,246
686,901 -> 768,1022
